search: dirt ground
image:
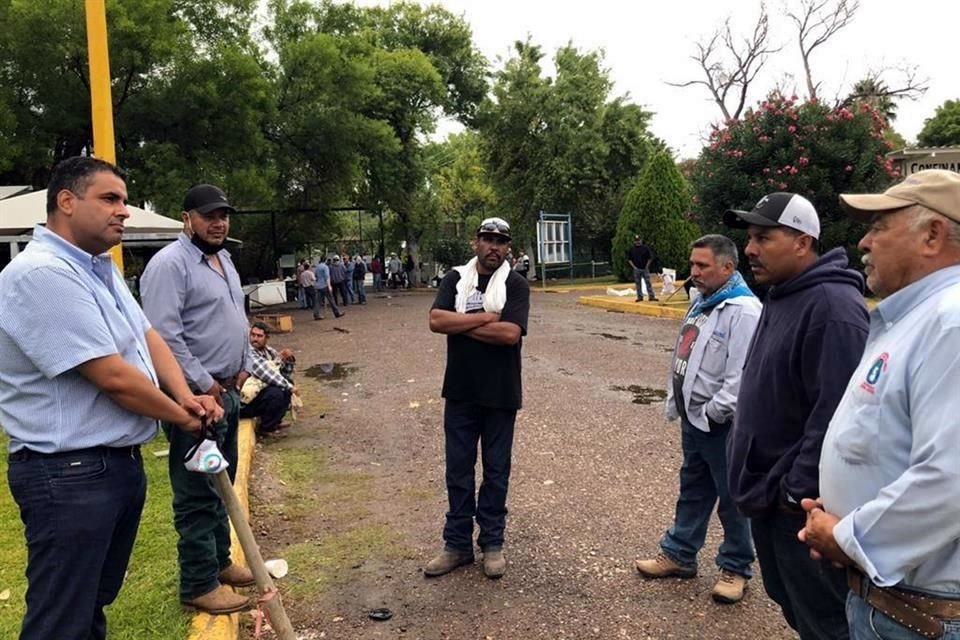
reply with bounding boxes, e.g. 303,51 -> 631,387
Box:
243,287 -> 797,640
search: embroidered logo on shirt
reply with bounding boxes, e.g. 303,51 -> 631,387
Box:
860,352 -> 889,394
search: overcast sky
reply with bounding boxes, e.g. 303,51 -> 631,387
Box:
355,0 -> 956,159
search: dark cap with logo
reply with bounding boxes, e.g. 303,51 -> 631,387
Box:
476,216 -> 512,240
723,192 -> 820,239
183,184 -> 236,215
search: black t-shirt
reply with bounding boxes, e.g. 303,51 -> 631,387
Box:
431,269 -> 530,410
628,244 -> 652,269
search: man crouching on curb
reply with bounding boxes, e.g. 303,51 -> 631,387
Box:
426,217 -> 530,579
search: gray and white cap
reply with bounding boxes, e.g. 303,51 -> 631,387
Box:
723,192 -> 820,239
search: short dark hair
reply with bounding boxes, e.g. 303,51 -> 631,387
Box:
251,321 -> 271,335
691,234 -> 739,269
46,156 -> 125,215
782,227 -> 820,254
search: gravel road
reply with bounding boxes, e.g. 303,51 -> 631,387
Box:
246,287 -> 797,640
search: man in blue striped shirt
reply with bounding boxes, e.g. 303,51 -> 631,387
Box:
141,183 -> 253,615
0,157 -> 220,640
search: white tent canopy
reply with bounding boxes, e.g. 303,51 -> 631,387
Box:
0,189 -> 183,235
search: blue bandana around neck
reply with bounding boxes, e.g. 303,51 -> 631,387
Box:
687,271 -> 754,317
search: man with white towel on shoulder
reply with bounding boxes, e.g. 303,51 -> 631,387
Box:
426,216 -> 531,579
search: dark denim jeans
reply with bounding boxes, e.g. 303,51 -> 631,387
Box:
659,420 -> 754,576
752,508 -> 849,639
8,445 -> 146,640
354,278 -> 366,303
165,390 -> 240,600
240,384 -> 291,432
442,399 -> 517,553
633,267 -> 655,300
313,286 -> 341,319
847,591 -> 960,639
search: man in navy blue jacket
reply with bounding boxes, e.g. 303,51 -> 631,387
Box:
724,193 -> 868,640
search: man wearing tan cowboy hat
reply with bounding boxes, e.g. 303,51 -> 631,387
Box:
801,170 -> 960,639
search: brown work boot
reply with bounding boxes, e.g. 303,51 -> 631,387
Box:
635,552 -> 697,579
482,549 -> 506,579
711,569 -> 747,604
423,548 -> 474,577
219,563 -> 256,588
181,585 -> 252,614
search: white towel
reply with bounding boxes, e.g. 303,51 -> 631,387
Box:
453,257 -> 511,314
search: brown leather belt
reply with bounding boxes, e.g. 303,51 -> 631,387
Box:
848,567 -> 960,638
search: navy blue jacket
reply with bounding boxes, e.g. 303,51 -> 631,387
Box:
728,248 -> 869,517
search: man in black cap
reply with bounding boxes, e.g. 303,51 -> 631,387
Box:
723,193 -> 868,639
141,184 -> 254,614
425,216 -> 530,579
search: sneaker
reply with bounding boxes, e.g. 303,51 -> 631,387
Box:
711,570 -> 747,604
482,549 -> 506,579
334,311 -> 345,318
181,585 -> 252,614
218,564 -> 256,588
423,549 -> 474,577
635,552 -> 697,579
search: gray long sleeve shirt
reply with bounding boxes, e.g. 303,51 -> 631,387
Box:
141,233 -> 249,392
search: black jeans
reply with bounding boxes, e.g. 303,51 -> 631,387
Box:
8,445 -> 146,640
240,385 -> 292,431
752,508 -> 850,640
313,287 -> 341,318
164,390 -> 240,600
442,399 -> 517,552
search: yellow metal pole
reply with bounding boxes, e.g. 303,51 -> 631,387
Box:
84,0 -> 123,271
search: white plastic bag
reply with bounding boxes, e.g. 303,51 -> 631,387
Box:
184,430 -> 230,474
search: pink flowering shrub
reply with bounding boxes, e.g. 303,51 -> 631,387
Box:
691,92 -> 897,252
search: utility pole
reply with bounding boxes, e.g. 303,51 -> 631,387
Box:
84,0 -> 123,271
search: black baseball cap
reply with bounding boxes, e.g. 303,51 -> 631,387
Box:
723,192 -> 820,239
183,184 -> 236,215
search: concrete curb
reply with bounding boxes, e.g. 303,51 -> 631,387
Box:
186,418 -> 257,640
578,295 -> 688,319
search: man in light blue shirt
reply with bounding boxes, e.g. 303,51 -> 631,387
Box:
0,157 -> 218,640
801,170 -> 960,639
312,257 -> 343,320
141,183 -> 253,615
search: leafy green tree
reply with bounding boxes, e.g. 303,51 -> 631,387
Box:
612,152 -> 699,281
918,99 -> 960,147
480,40 -> 656,258
691,93 -> 898,257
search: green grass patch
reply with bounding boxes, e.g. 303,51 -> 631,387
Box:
0,436 -> 190,640
282,525 -> 408,599
263,445 -> 373,520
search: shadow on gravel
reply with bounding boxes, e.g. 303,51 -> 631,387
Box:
610,384 -> 667,404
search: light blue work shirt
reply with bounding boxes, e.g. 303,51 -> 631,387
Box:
314,261 -> 330,289
821,264 -> 960,595
140,233 -> 248,393
0,225 -> 158,453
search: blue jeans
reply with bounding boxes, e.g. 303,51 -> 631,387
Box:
8,445 -> 147,640
752,508 -> 849,639
373,273 -> 383,291
354,279 -> 366,303
442,399 -> 517,552
634,267 -> 655,300
660,420 -> 754,576
847,591 -> 960,639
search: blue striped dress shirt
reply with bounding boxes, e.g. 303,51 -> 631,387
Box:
0,225 -> 158,453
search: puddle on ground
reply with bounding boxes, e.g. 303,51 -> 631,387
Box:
304,362 -> 358,382
590,332 -> 628,341
610,384 -> 668,405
